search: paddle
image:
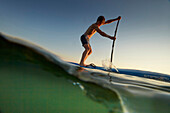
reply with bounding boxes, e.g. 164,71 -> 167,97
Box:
110,17 -> 120,72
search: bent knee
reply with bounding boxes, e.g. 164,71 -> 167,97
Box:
85,47 -> 91,52
84,44 -> 92,53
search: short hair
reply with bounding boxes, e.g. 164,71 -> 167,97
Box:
97,16 -> 105,22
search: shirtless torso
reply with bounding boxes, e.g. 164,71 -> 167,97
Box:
84,23 -> 112,40
84,24 -> 98,39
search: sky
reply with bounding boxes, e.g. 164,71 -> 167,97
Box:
0,0 -> 170,74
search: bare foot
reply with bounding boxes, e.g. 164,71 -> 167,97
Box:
80,63 -> 86,67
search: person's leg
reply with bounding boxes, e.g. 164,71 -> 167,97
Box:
84,46 -> 92,62
80,44 -> 90,66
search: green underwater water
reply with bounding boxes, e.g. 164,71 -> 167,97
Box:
0,36 -> 122,113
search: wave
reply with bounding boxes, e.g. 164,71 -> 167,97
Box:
0,32 -> 170,113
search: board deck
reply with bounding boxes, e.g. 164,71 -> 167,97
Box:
69,62 -> 118,73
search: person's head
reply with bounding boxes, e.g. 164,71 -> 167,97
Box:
97,16 -> 105,26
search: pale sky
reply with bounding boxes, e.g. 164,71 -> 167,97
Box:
0,0 -> 170,74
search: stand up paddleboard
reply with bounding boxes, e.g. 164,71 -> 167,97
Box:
69,62 -> 118,73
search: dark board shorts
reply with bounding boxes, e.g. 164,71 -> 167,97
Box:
80,34 -> 90,46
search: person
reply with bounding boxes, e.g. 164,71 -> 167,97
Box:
80,16 -> 121,66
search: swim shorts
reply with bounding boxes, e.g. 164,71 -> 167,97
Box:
80,34 -> 90,46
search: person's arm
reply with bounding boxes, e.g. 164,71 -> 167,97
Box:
94,25 -> 115,40
104,16 -> 121,25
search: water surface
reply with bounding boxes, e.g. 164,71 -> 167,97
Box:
0,33 -> 169,113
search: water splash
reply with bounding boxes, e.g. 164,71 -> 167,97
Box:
102,59 -> 119,73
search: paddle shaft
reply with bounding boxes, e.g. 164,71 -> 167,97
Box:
110,19 -> 120,65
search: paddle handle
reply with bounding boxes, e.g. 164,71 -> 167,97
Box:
110,19 -> 120,64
